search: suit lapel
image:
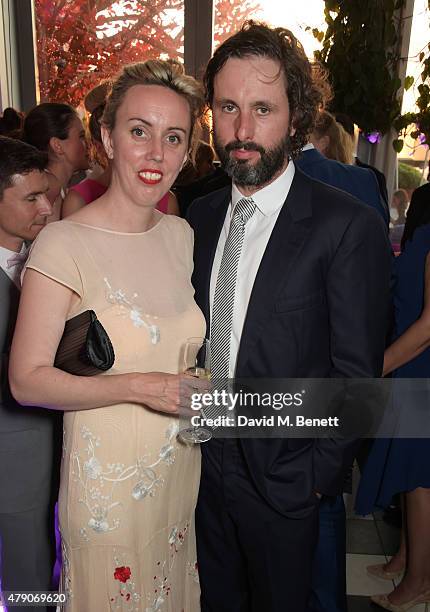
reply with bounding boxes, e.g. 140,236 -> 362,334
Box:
0,266 -> 20,355
0,265 -> 20,301
236,169 -> 314,374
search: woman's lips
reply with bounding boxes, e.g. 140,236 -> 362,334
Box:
138,169 -> 163,185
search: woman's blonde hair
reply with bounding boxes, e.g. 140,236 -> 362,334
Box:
393,188 -> 409,210
313,110 -> 354,164
102,59 -> 205,160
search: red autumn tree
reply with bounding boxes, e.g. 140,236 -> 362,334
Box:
34,0 -> 260,108
213,0 -> 259,48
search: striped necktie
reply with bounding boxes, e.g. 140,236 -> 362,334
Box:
210,197 -> 256,379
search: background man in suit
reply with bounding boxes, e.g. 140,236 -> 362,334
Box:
188,22 -> 392,611
295,140 -> 389,612
0,137 -> 57,610
296,142 -> 389,225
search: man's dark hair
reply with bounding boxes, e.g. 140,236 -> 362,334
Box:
0,107 -> 24,137
204,20 -> 330,158
0,136 -> 48,200
23,102 -> 77,151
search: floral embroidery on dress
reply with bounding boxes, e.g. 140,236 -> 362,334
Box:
114,566 -> 131,583
168,524 -> 189,555
132,422 -> 178,502
60,539 -> 72,605
79,527 -> 89,542
110,551 -> 141,611
62,423 -> 67,459
146,521 -> 190,612
104,277 -> 160,344
72,423 -> 179,539
187,561 -> 199,584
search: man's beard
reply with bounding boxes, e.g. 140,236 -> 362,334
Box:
213,133 -> 292,188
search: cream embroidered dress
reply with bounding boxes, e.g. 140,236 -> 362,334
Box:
25,214 -> 205,611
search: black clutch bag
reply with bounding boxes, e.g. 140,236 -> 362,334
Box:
54,310 -> 115,376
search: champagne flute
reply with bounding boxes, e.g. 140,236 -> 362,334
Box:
177,337 -> 213,444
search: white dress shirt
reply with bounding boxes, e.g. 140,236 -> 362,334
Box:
0,244 -> 27,288
210,161 -> 295,376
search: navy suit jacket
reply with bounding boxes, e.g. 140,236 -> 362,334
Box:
296,147 -> 389,225
188,167 -> 392,517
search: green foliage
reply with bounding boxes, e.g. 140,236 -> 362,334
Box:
404,75 -> 414,90
310,27 -> 324,43
398,161 -> 422,190
393,139 -> 404,153
315,1 -> 430,154
393,41 -> 430,153
315,0 -> 406,135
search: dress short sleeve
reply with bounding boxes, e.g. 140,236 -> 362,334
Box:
24,221 -> 84,298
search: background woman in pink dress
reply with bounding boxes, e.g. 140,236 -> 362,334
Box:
23,103 -> 90,221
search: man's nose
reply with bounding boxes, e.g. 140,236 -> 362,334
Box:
37,194 -> 53,216
235,111 -> 255,142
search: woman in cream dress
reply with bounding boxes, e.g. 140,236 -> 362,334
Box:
10,60 -> 205,611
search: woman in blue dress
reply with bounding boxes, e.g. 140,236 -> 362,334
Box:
355,182 -> 430,611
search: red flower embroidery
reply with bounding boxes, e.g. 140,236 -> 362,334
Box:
114,566 -> 131,583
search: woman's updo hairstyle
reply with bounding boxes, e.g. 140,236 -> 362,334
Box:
312,110 -> 354,164
102,59 -> 205,161
23,103 -> 78,152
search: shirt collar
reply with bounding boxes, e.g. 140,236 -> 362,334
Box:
231,161 -> 295,217
301,143 -> 315,152
0,243 -> 27,288
0,243 -> 26,268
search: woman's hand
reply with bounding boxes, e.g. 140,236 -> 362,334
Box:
10,268 -> 210,415
129,372 -> 206,416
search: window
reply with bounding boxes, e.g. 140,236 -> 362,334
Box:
213,0 -> 326,57
34,0 -> 184,107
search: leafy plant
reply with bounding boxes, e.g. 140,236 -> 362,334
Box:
314,0 -> 406,135
398,161 -> 423,190
393,40 -> 430,153
314,0 -> 430,155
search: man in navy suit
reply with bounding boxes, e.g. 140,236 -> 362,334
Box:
296,142 -> 389,612
188,22 -> 392,611
296,143 -> 389,225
